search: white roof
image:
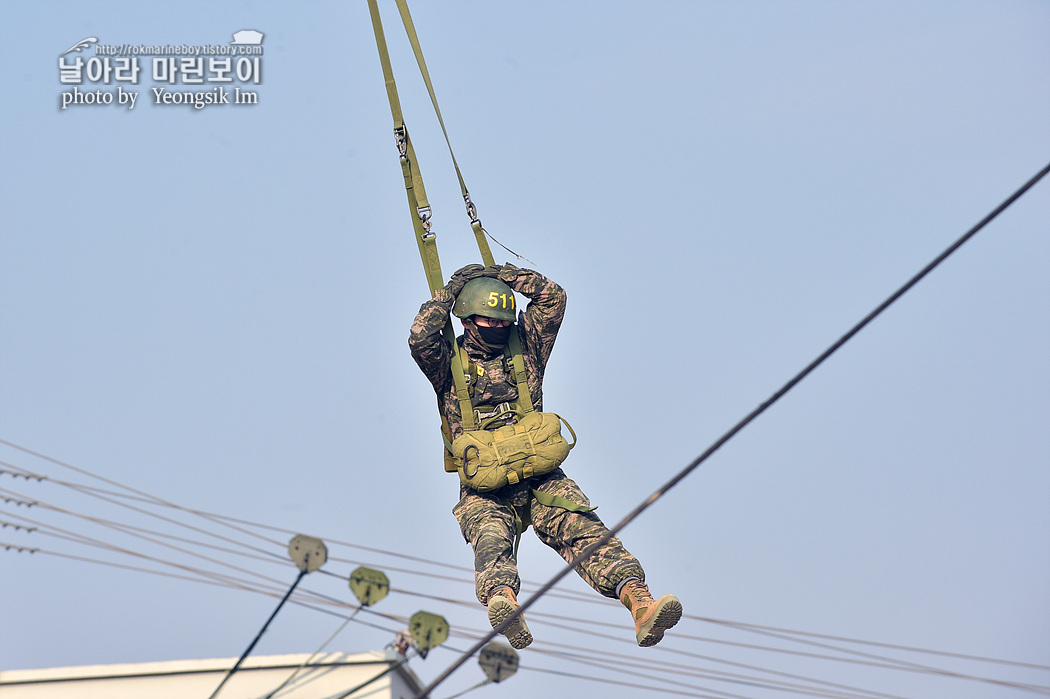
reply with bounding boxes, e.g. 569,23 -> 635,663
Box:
0,650 -> 423,699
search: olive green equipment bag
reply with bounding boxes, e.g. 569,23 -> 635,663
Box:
444,329 -> 576,492
452,410 -> 576,492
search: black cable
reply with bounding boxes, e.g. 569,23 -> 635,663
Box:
516,662 -> 745,699
8,544 -> 280,592
6,429 -> 1048,695
686,617 -> 1050,693
416,612 -> 905,699
8,510 -> 1043,697
524,617 -> 910,699
0,440 -> 294,562
696,616 -> 1050,671
0,506 -> 283,595
414,162 -> 1050,698
0,488 -> 291,586
1,442 -> 480,577
8,473 -> 1043,695
206,568 -> 308,699
6,462 -> 1044,693
388,584 -> 947,697
525,645 -> 884,699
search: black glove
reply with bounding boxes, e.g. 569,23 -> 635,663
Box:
444,263 -> 486,297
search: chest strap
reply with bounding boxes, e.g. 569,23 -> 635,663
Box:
454,329 -> 533,432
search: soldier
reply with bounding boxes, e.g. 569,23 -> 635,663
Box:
409,262 -> 682,649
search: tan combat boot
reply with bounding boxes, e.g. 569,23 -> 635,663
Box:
619,580 -> 682,647
486,586 -> 533,649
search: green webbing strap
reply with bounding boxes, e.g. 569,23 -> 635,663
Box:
533,489 -> 597,514
371,0 -> 532,446
506,330 -> 534,413
513,511 -> 527,557
453,336 -> 532,432
391,0 -> 495,267
514,489 -> 596,550
369,0 -> 474,440
367,0 -> 445,295
453,343 -> 476,432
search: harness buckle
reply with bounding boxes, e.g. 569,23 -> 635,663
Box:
473,402 -> 514,427
417,205 -> 433,237
463,193 -> 480,225
394,126 -> 408,159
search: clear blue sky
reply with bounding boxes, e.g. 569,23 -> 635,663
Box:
1,2 -> 1047,698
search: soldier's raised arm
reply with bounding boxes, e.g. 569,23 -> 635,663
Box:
499,263 -> 566,369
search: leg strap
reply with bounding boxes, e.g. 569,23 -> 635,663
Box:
532,488 -> 597,514
511,488 -> 599,556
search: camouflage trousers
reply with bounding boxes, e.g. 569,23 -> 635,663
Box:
453,468 -> 646,604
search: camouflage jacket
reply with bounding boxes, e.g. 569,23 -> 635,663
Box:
409,267 -> 566,441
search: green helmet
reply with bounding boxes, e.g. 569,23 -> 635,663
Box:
452,277 -> 518,322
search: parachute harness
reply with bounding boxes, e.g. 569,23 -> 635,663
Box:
368,0 -> 590,529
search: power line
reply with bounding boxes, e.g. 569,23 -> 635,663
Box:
0,507 -> 287,596
525,641 -> 892,699
8,529 -> 1039,699
414,607 -> 1037,699
0,461 -> 47,481
385,584 -> 1036,694
207,568 -> 309,699
0,440 -> 298,563
525,645 -> 884,699
0,462 -> 292,566
387,583 -> 1046,699
5,543 -> 267,591
8,522 -> 1042,699
697,616 -> 1050,672
0,529 -> 958,699
414,161 -> 1050,697
0,540 -> 38,553
0,487 -> 292,587
7,475 -> 1042,696
1,447 -> 615,608
685,617 -> 1050,693
425,626 -> 759,699
523,617 -> 912,699
521,612 -> 982,686
0,445 -> 632,603
4,442 -> 1046,697
517,662 -> 760,699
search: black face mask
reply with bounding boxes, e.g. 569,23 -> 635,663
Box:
475,323 -> 513,346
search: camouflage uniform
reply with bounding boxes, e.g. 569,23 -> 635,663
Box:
410,266 -> 646,603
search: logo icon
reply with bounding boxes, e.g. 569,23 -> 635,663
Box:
60,37 -> 98,56
230,30 -> 264,45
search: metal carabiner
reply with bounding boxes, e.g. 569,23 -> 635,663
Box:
463,192 -> 480,225
393,126 -> 408,160
417,205 -> 433,236
462,444 -> 480,478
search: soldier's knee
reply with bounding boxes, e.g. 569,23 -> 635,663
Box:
456,501 -> 515,547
